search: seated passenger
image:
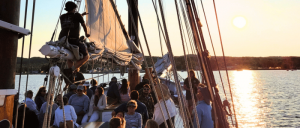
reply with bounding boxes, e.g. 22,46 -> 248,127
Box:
90,79 -> 98,94
81,87 -> 107,124
38,93 -> 58,128
83,81 -> 93,99
64,84 -> 77,100
35,86 -> 47,111
115,111 -> 125,120
138,84 -> 154,118
25,90 -> 39,115
153,83 -> 176,128
119,79 -> 131,103
107,77 -> 121,104
16,104 -> 39,128
193,86 -> 214,128
68,85 -> 89,124
110,117 -> 126,128
112,90 -> 148,126
145,119 -> 159,128
53,96 -> 77,128
124,100 -> 142,128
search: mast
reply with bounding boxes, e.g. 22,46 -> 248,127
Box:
128,0 -> 140,90
0,0 -> 21,127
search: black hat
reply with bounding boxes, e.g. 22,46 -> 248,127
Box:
65,1 -> 77,11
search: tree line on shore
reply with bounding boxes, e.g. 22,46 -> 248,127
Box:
16,55 -> 300,73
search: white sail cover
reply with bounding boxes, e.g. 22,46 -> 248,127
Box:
85,0 -> 142,67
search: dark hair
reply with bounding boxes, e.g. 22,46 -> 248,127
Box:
143,84 -> 150,89
130,90 -> 139,100
60,96 -> 68,109
64,1 -> 77,12
91,79 -> 98,86
94,87 -> 104,106
189,70 -> 196,78
25,90 -> 33,97
145,119 -> 159,128
116,111 -> 125,118
110,117 -> 122,128
119,79 -> 129,94
35,86 -> 46,98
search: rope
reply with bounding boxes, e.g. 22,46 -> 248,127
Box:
174,0 -> 200,127
21,1 -> 36,127
14,0 -> 29,127
51,0 -> 67,41
126,0 -> 171,127
42,71 -> 56,128
212,0 -> 239,127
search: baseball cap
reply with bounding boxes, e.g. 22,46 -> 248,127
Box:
70,84 -> 77,90
83,81 -> 90,86
77,85 -> 84,90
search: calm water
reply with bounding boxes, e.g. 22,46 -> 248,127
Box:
15,70 -> 300,127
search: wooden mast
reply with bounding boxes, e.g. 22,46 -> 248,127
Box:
128,0 -> 140,90
0,0 -> 21,127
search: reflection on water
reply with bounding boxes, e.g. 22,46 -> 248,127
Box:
231,70 -> 266,127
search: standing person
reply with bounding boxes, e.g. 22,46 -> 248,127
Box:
90,79 -> 98,94
124,100 -> 142,128
64,84 -> 77,99
145,119 -> 159,128
35,86 -> 47,111
53,96 -> 77,128
138,84 -> 154,118
81,87 -> 107,124
25,90 -> 39,115
119,79 -> 131,103
60,1 -> 90,78
68,85 -> 90,124
107,77 -> 121,104
183,70 -> 200,114
112,91 -> 148,126
74,68 -> 85,85
193,86 -> 214,128
83,81 -> 93,99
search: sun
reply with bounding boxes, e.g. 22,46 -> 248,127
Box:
233,17 -> 246,28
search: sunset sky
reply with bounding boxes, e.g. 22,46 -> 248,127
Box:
18,0 -> 300,58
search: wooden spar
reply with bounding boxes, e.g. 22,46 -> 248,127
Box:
0,0 -> 21,127
128,0 -> 140,90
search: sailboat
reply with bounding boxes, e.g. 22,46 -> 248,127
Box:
0,0 -> 239,128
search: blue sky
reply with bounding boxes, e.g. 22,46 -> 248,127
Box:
18,0 -> 300,58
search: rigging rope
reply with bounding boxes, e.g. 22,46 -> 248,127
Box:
51,0 -> 67,41
126,0 -> 173,127
21,1 -> 36,128
212,0 -> 239,127
14,0 -> 29,127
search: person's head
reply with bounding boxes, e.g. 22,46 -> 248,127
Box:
189,70 -> 196,78
91,79 -> 98,87
60,96 -> 69,109
65,1 -> 77,13
142,78 -> 149,84
130,90 -> 139,100
25,90 -> 33,99
143,84 -> 151,95
95,86 -> 104,96
119,79 -> 129,94
83,81 -> 90,87
145,119 -> 159,128
36,86 -> 46,97
110,117 -> 123,128
111,77 -> 117,82
69,84 -> 77,92
197,85 -> 211,105
55,94 -> 62,104
116,111 -> 125,119
77,85 -> 84,96
127,100 -> 137,113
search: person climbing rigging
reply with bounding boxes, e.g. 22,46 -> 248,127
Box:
59,1 -> 90,83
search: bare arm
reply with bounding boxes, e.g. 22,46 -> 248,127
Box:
80,22 -> 90,37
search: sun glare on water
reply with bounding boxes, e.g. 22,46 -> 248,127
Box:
233,17 -> 247,28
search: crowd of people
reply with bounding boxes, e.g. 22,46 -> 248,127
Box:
14,70 -> 215,128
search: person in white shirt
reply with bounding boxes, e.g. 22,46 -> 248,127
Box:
81,87 -> 107,124
24,90 -> 39,115
53,96 -> 77,128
